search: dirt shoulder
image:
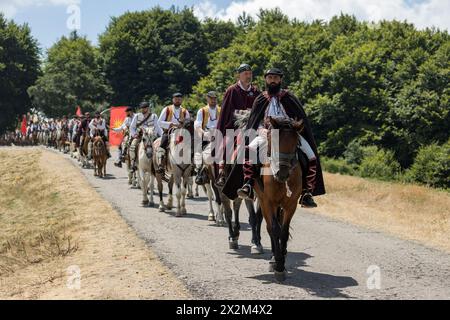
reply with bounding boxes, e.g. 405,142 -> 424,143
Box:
0,147 -> 191,300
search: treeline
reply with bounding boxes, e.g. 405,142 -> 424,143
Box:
1,7 -> 448,188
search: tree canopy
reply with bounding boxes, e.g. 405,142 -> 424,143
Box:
0,14 -> 40,134
28,31 -> 111,117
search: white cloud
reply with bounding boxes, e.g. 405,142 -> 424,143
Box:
0,0 -> 80,18
194,0 -> 450,30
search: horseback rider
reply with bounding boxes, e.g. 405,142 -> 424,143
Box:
129,102 -> 161,171
193,91 -> 221,185
215,64 -> 261,187
89,111 -> 111,158
76,113 -> 90,151
156,92 -> 191,174
113,106 -> 135,168
224,68 -> 326,208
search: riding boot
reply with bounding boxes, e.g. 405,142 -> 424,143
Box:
300,159 -> 318,208
237,160 -> 255,200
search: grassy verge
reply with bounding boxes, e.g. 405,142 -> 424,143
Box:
314,172 -> 450,253
0,149 -> 78,275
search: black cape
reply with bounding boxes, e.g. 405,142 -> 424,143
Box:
222,90 -> 326,200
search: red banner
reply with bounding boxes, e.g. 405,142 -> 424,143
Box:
109,106 -> 128,146
76,106 -> 82,117
21,115 -> 27,135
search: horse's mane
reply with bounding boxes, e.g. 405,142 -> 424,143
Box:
270,117 -> 304,131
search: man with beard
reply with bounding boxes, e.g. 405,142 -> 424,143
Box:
156,93 -> 191,174
223,68 -> 325,208
215,64 -> 261,187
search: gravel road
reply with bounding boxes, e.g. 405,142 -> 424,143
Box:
61,150 -> 450,300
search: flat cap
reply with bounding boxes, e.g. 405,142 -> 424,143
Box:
264,68 -> 284,78
139,102 -> 150,108
173,92 -> 183,98
237,63 -> 252,73
207,91 -> 217,98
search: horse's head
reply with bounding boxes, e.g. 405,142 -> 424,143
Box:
142,127 -> 155,144
268,117 -> 304,183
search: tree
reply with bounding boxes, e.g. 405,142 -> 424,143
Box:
28,31 -> 111,117
0,14 -> 40,133
99,7 -> 209,106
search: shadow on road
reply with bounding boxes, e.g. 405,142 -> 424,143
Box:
246,251 -> 358,299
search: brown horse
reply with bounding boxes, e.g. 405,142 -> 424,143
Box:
254,117 -> 304,282
92,136 -> 107,178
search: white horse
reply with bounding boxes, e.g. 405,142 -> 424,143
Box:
195,146 -> 225,226
166,120 -> 195,217
138,127 -> 156,207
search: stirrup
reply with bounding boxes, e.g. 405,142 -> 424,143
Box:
237,183 -> 254,200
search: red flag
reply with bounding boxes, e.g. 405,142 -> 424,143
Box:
21,115 -> 27,135
109,106 -> 128,146
76,106 -> 82,117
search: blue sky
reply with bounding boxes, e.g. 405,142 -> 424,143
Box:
1,0 -> 447,51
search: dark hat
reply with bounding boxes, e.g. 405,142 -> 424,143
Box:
237,63 -> 252,73
264,68 -> 284,78
95,112 -> 101,116
139,101 -> 150,109
173,92 -> 183,98
207,91 -> 217,98
126,107 -> 134,112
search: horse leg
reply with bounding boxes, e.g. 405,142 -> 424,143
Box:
157,176 -> 165,212
212,184 -> 224,226
149,174 -> 155,207
181,175 -> 188,215
167,176 -> 174,210
140,169 -> 149,206
249,201 -> 264,255
232,198 -> 242,241
269,211 -> 286,281
222,196 -> 237,250
187,176 -> 194,199
205,182 -> 215,222
175,175 -> 182,217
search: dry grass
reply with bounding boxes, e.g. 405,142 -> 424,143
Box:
0,149 -> 79,275
0,148 -> 191,299
313,172 -> 450,253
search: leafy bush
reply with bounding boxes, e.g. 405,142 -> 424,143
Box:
321,157 -> 356,176
359,148 -> 401,180
405,141 -> 450,189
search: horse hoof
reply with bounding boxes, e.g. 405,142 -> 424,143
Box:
195,193 -> 199,197
274,270 -> 286,282
269,258 -> 276,272
176,212 -> 182,217
229,240 -> 239,250
181,208 -> 187,215
142,200 -> 149,206
149,202 -> 155,208
159,206 -> 165,212
251,245 -> 264,255
208,214 -> 215,222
